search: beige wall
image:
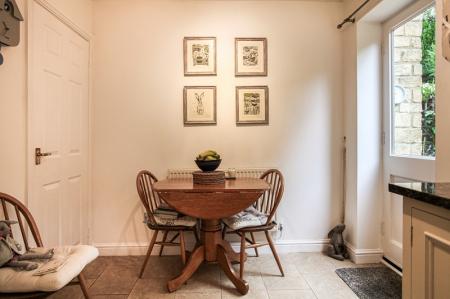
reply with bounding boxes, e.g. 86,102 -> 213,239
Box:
46,0 -> 92,34
0,0 -> 27,201
92,0 -> 344,252
0,0 -> 92,202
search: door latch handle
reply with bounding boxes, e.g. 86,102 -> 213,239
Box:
35,148 -> 52,165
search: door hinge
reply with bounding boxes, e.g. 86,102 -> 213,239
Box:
411,226 -> 413,247
381,221 -> 385,236
382,131 -> 386,146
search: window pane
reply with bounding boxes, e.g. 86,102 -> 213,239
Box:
391,6 -> 436,157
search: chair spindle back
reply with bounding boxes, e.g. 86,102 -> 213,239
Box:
136,170 -> 162,224
0,192 -> 43,251
254,169 -> 284,224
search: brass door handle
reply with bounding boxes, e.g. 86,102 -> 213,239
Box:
35,148 -> 52,165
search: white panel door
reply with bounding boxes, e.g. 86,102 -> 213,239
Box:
28,1 -> 89,247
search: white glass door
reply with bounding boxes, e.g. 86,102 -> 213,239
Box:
382,0 -> 436,267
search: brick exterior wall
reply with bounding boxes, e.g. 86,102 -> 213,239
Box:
393,16 -> 423,156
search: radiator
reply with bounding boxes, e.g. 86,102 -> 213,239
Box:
167,167 -> 270,179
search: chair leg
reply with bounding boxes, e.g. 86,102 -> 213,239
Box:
180,230 -> 186,265
239,232 -> 246,279
222,225 -> 227,239
193,227 -> 200,243
159,231 -> 168,256
250,232 -> 259,257
139,230 -> 159,278
78,273 -> 91,299
265,230 -> 284,277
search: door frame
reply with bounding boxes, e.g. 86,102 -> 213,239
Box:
381,0 -> 436,268
27,0 -> 93,244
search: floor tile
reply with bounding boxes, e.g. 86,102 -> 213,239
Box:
175,264 -> 221,293
174,291 -> 221,299
268,289 -> 317,299
140,256 -> 184,279
262,273 -> 310,290
291,253 -> 336,274
89,267 -> 138,295
15,253 -> 363,298
92,296 -> 128,299
82,256 -> 110,279
303,272 -> 358,299
221,273 -> 266,290
46,285 -> 83,299
234,257 -> 263,277
105,256 -> 143,272
128,278 -> 175,299
222,288 -> 270,299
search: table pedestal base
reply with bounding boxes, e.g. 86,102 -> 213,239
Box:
167,220 -> 249,295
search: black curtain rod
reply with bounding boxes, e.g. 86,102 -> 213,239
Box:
337,0 -> 371,29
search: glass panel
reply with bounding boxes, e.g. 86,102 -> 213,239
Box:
391,6 -> 436,158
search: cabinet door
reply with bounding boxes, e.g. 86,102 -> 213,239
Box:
411,208 -> 450,299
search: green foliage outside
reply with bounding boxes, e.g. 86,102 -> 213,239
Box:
421,8 -> 436,156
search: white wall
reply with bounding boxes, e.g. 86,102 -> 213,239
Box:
341,12 -> 384,262
342,0 -> 385,262
92,0 -> 344,254
0,0 -> 92,203
342,23 -> 358,247
356,21 -> 382,251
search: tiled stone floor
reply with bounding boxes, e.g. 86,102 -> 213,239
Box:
7,253 -> 377,298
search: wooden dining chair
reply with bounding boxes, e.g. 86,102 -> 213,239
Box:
222,169 -> 285,279
0,192 -> 97,298
136,170 -> 199,278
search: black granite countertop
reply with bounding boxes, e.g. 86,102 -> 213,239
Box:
389,181 -> 450,210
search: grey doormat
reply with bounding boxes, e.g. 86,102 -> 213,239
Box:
335,267 -> 401,299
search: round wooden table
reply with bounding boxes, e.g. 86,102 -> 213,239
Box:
153,178 -> 270,295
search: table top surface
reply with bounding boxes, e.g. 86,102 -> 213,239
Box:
154,177 -> 270,192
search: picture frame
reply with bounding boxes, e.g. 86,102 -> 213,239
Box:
235,38 -> 267,76
184,37 -> 217,76
236,86 -> 269,125
184,86 -> 217,125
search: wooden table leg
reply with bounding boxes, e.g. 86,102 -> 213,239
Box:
219,239 -> 247,264
217,244 -> 249,295
167,219 -> 248,294
167,246 -> 205,292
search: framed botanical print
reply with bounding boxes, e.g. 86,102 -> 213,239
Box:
184,37 -> 217,76
235,38 -> 267,76
184,86 -> 217,125
236,86 -> 269,125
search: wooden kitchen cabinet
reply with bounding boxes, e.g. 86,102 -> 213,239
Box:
403,198 -> 450,299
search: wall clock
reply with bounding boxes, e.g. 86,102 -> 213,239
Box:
0,0 -> 24,65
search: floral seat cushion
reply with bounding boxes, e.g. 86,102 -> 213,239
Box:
223,206 -> 268,230
144,212 -> 196,227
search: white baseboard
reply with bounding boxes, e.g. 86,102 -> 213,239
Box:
94,239 -> 331,256
381,259 -> 403,276
345,242 -> 383,264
